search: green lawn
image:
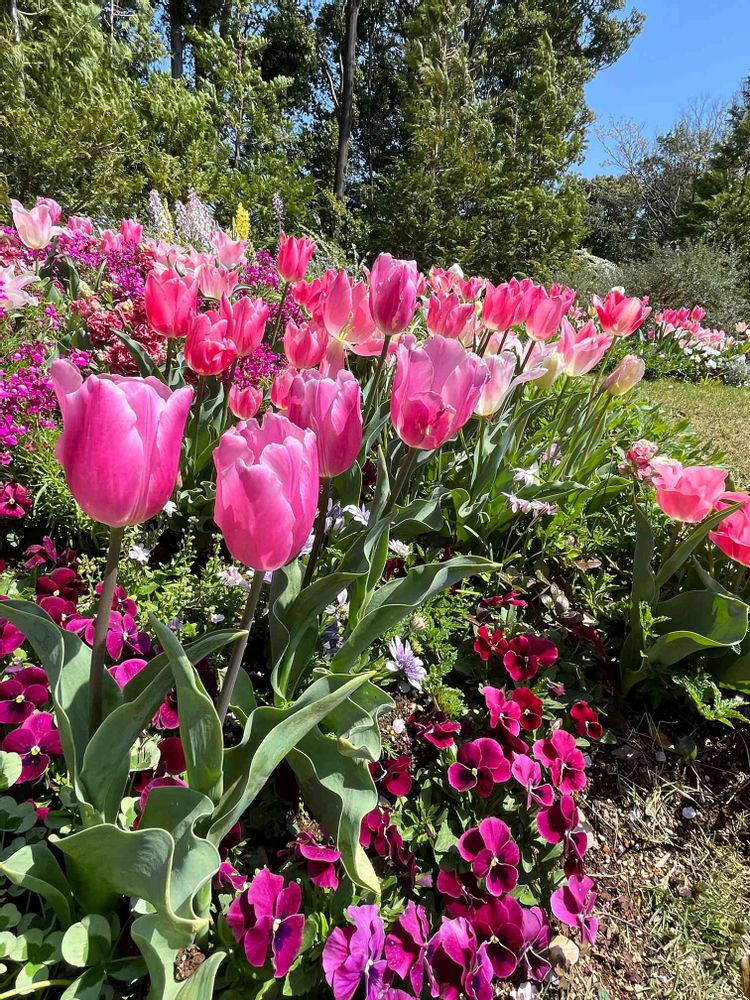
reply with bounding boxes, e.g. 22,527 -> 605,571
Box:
640,380 -> 750,486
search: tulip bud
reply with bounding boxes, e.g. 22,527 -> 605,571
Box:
593,289 -> 651,336
144,268 -> 198,339
369,253 -> 419,336
229,384 -> 263,420
211,230 -> 248,268
474,353 -> 515,417
35,197 -> 62,225
284,320 -> 328,368
287,369 -> 363,478
535,351 -> 565,388
184,313 -> 237,376
221,294 -> 269,357
277,233 -> 316,283
603,354 -> 645,396
197,263 -> 239,301
271,366 -> 298,410
10,199 -> 56,250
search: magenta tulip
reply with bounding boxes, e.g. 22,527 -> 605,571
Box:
213,411 -> 319,571
390,335 -> 487,449
278,233 -> 316,283
284,320 -> 328,369
426,292 -> 475,340
10,199 -> 56,250
482,279 -> 526,333
523,285 -> 568,342
229,384 -> 263,420
369,253 -> 419,336
710,492 -> 750,567
50,359 -> 193,527
558,319 -> 612,376
593,289 -> 651,336
221,294 -> 269,357
144,268 -> 198,339
287,369 -> 362,478
653,464 -> 727,523
184,313 -> 237,376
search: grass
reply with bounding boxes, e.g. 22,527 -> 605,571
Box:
640,380 -> 750,486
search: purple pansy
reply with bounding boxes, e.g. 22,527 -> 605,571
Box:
471,896 -> 525,978
457,817 -> 520,896
426,917 -> 492,1000
228,868 -> 305,978
550,875 -> 598,945
322,904 -> 387,1000
109,658 -> 148,688
0,668 -> 49,724
2,712 -> 62,782
447,738 -> 511,797
385,900 -> 429,995
483,686 -> 521,735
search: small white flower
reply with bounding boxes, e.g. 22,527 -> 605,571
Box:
128,544 -> 151,565
162,500 -> 177,516
343,504 -> 370,526
326,590 -> 349,616
210,613 -> 225,624
219,566 -> 246,588
388,539 -> 412,559
392,718 -> 407,735
511,984 -> 538,1000
513,464 -> 541,487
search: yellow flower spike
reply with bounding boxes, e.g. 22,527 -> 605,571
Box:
234,202 -> 250,243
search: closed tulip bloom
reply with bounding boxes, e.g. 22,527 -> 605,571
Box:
369,253 -> 419,336
287,369 -> 362,477
593,288 -> 651,336
221,294 -> 269,357
278,233 -> 316,283
213,411 -> 319,571
482,280 -> 526,333
120,219 -> 143,245
271,366 -> 297,410
558,319 -> 612,376
284,320 -> 328,368
184,313 -> 237,376
535,351 -> 565,388
229,384 -> 263,420
426,292 -> 475,340
710,493 -> 750,567
10,199 -> 56,250
475,353 -> 516,417
210,230 -> 247,268
35,197 -> 62,225
50,359 -> 193,527
391,335 -> 487,449
322,270 -> 358,339
197,263 -> 240,300
602,354 -> 645,396
144,268 -> 198,339
523,285 -> 569,342
653,465 -> 727,523
67,216 -> 94,235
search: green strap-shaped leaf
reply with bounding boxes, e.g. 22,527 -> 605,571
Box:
80,629 -> 243,822
331,556 -> 498,672
209,672 -> 374,844
150,618 -> 224,804
176,953 -> 226,998
289,728 -> 379,894
654,502 -> 743,588
60,969 -> 106,999
131,914 -> 226,1000
648,590 -> 749,667
0,843 -> 75,928
320,681 -> 394,760
113,330 -> 166,382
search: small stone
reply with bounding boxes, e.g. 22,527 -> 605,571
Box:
681,806 -> 697,820
548,934 -> 580,971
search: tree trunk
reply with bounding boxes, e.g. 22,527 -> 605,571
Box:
8,0 -> 24,100
168,0 -> 184,79
334,0 -> 361,200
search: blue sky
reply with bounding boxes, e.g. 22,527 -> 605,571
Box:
581,0 -> 750,176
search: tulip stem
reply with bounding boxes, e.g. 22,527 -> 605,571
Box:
191,375 -> 206,476
217,570 -> 267,723
303,479 -> 333,588
383,447 -> 418,516
363,334 -> 390,426
269,281 -> 289,348
89,525 -> 125,735
164,338 -> 175,383
221,359 -> 239,430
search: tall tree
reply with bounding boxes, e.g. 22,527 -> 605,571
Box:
334,0 -> 361,199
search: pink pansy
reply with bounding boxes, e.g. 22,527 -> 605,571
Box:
550,875 -> 599,945
512,687 -> 544,731
385,900 -> 430,995
0,668 -> 49,724
511,755 -> 554,809
448,738 -> 511,797
533,729 -> 587,794
483,687 -> 521,735
436,868 -> 485,920
0,606 -> 25,657
323,904 -> 387,1000
293,832 -> 341,891
2,712 -> 63,782
408,709 -> 461,751
457,816 -> 520,896
570,701 -> 603,740
0,483 -> 32,520
502,633 -> 558,682
471,895 -> 525,978
653,464 -> 727,523
593,288 -> 650,336
157,736 -> 186,775
536,793 -> 588,876
136,776 -> 187,822
227,868 -> 305,979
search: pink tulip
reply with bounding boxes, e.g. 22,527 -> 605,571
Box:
213,411 -> 319,571
369,253 -> 419,336
710,493 -> 750,567
523,285 -> 568,342
482,279 -> 526,332
50,359 -> 193,527
35,197 -> 62,225
653,465 -> 727,523
184,313 -> 237,376
603,354 -> 645,395
144,268 -> 198,339
593,289 -> 651,336
10,199 -> 56,250
220,294 -> 269,357
210,230 -> 247,268
391,335 -> 487,449
323,270 -> 357,339
120,219 -> 143,245
534,351 -> 565,388
271,366 -> 297,410
558,319 -> 612,376
284,320 -> 328,368
277,233 -> 316,283
474,352 -> 539,417
426,293 -> 475,340
67,216 -> 94,235
197,263 -> 239,300
287,369 -> 362,478
229,385 -> 263,420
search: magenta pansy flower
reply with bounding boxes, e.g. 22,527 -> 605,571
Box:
426,917 -> 492,1000
109,658 -> 148,688
370,754 -> 412,798
408,709 -> 460,750
322,904 -> 387,1000
385,900 -> 429,995
228,868 -> 305,978
435,868 -> 485,920
550,875 -> 598,945
520,906 -> 552,981
570,701 -> 603,740
483,687 -> 521,735
35,567 -> 85,604
216,861 -> 247,892
0,612 -> 25,657
0,482 -> 32,519
293,832 -> 341,891
502,633 -> 558,682
533,729 -> 587,794
37,596 -> 76,626
2,712 -> 62,782
537,794 -> 588,876
471,896 -> 525,978
0,668 -> 49,724
448,738 -> 510,797
457,817 -> 520,896
512,687 -> 544,730
511,755 -> 554,809
152,689 -> 179,730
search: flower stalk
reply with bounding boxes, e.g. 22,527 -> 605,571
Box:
88,525 -> 125,734
217,569 -> 267,723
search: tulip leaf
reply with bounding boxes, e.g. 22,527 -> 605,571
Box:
112,330 -> 166,382
0,751 -> 22,790
150,618 -> 224,803
331,556 -> 498,673
318,680 -> 393,760
131,914 -> 196,1000
647,590 -> 749,667
0,843 -> 75,929
208,672 -> 374,844
289,728 -> 379,894
80,630 -> 243,822
654,503 -> 743,589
